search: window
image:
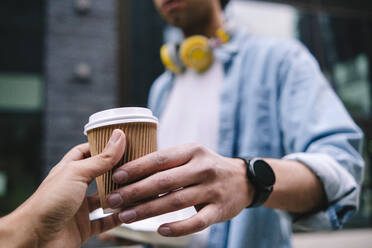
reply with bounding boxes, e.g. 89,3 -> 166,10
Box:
0,0 -> 45,216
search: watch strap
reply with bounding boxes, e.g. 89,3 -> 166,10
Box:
247,182 -> 273,208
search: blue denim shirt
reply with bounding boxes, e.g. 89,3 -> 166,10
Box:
148,27 -> 364,248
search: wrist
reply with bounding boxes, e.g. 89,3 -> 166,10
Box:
0,206 -> 39,248
232,158 -> 256,207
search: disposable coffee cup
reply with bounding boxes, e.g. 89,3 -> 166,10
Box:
84,107 -> 158,213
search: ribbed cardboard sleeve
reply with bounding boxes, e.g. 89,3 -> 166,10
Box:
87,122 -> 157,213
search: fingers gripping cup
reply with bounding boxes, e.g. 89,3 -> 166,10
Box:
84,107 -> 158,213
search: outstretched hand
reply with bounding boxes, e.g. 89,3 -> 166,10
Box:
0,129 -> 126,248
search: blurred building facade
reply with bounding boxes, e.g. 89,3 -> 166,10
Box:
44,0 -> 118,172
44,0 -> 165,173
0,0 -> 371,238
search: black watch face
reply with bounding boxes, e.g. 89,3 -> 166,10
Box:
252,160 -> 276,187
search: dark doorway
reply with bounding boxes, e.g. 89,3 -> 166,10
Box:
117,1 -> 165,107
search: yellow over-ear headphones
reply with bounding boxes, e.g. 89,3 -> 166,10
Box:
160,27 -> 231,74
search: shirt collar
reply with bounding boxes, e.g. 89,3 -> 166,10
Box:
214,24 -> 248,63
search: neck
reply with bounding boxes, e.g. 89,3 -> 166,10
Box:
183,9 -> 223,38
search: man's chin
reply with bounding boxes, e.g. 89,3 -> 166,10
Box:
165,14 -> 189,29
169,18 -> 184,28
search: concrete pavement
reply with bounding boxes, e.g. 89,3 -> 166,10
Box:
293,229 -> 372,248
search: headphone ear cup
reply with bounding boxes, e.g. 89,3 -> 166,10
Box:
160,44 -> 184,74
179,35 -> 213,72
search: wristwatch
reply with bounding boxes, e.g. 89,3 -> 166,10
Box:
239,157 -> 276,208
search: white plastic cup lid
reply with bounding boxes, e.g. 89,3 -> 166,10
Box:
84,107 -> 158,135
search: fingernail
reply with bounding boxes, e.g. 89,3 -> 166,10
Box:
109,130 -> 121,144
159,226 -> 172,236
106,193 -> 123,208
119,210 -> 137,223
113,170 -> 129,184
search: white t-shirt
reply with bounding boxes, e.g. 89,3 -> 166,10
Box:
158,60 -> 224,152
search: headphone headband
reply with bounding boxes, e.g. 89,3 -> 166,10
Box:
160,25 -> 232,74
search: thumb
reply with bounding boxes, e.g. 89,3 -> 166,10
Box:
71,129 -> 126,183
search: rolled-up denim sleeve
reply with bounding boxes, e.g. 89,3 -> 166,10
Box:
283,153 -> 361,230
278,40 -> 364,230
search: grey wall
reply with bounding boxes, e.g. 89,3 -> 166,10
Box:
44,0 -> 118,173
